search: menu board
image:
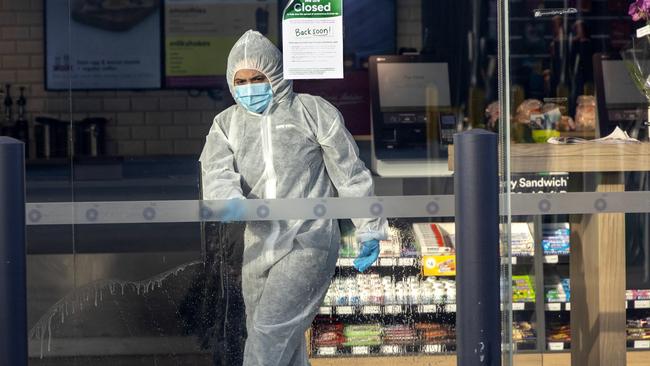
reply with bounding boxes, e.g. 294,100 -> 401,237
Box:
45,0 -> 162,90
164,0 -> 279,88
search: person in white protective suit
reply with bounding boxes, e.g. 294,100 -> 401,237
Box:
199,30 -> 387,366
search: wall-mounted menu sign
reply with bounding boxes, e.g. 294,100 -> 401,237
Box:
45,0 -> 162,90
164,0 -> 279,88
510,173 -> 569,194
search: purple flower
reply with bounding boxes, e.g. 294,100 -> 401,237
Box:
630,0 -> 650,21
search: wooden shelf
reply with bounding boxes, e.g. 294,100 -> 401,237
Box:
310,351 -> 650,366
448,143 -> 650,173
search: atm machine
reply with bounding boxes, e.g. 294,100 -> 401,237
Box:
368,55 -> 458,177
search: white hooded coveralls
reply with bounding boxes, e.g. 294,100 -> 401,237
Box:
199,30 -> 387,366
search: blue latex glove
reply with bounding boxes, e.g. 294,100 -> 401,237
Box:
353,239 -> 380,272
220,198 -> 245,223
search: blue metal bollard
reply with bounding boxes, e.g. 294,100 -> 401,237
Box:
0,137 -> 27,365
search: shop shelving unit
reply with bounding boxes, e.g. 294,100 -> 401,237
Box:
308,215 -> 650,361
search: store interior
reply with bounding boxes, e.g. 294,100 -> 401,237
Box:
1,0 -> 649,365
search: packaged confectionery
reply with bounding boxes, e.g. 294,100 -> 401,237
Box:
542,223 -> 570,255
547,324 -> 571,342
343,324 -> 383,347
513,321 -> 536,342
512,275 -> 536,302
574,95 -> 596,131
383,324 -> 418,345
415,322 -> 455,343
313,323 -> 345,347
515,99 -> 543,125
325,275 -> 456,306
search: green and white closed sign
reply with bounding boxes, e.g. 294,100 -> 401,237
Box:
282,0 -> 343,79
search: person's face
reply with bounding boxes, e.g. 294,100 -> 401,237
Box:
234,69 -> 268,86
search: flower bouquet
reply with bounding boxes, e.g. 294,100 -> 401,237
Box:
622,0 -> 650,139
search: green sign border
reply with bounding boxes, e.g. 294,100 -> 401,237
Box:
283,0 -> 342,19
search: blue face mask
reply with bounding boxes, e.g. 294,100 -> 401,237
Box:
234,82 -> 273,114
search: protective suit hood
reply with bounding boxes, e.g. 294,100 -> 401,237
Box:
226,30 -> 293,107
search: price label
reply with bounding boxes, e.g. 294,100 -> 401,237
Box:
336,306 -> 354,315
319,306 -> 332,315
546,303 -> 561,311
638,24 -> 650,38
384,305 -> 402,314
362,306 -> 381,315
380,345 -> 402,354
544,255 -> 559,264
422,344 -> 445,353
548,342 -> 565,351
380,258 -> 397,266
398,258 -> 416,266
634,340 -> 650,349
512,302 -> 525,311
445,304 -> 457,312
352,346 -> 370,355
635,300 -> 650,309
565,303 -> 571,311
419,304 -> 437,313
337,258 -> 354,267
317,347 -> 337,356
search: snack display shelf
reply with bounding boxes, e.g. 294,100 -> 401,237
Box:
313,342 -> 456,357
310,353 -> 650,366
318,302 -> 537,316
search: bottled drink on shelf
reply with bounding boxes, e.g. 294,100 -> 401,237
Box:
4,84 -> 13,126
14,86 -> 29,152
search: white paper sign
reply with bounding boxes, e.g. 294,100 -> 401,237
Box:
336,306 -> 354,315
638,24 -> 650,38
635,300 -> 650,309
544,255 -> 559,264
318,347 -> 337,355
337,258 -> 354,266
546,303 -> 561,311
384,305 -> 402,314
398,258 -> 416,266
422,344 -> 445,353
512,302 -> 525,311
634,340 -> 650,349
351,346 -> 370,355
445,304 -> 457,312
381,345 -> 402,354
419,304 -> 437,313
548,342 -> 565,351
282,0 -> 343,79
362,306 -> 381,314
